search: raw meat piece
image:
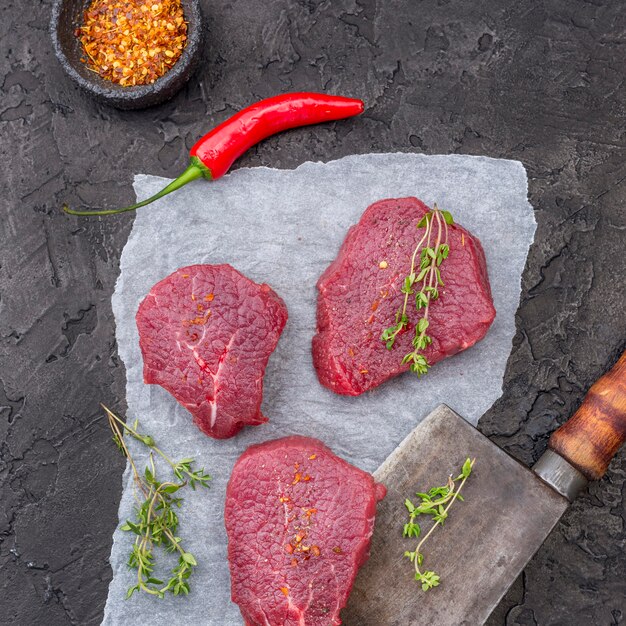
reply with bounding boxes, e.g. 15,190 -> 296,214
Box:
313,197 -> 495,395
136,264 -> 287,439
225,436 -> 386,626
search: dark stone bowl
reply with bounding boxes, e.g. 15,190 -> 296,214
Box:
50,0 -> 203,110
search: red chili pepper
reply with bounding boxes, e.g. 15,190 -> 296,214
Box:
63,92 -> 364,216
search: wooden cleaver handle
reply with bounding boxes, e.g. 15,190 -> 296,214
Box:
549,349 -> 626,481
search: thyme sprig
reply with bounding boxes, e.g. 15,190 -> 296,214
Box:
403,458 -> 475,591
381,204 -> 454,377
104,405 -> 211,599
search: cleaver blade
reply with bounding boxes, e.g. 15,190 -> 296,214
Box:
343,404 -> 569,626
343,349 -> 626,625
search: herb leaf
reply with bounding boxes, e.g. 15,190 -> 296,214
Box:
102,404 -> 211,600
381,204 -> 454,377
403,458 -> 475,591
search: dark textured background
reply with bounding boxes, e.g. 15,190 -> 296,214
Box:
1,0 -> 625,624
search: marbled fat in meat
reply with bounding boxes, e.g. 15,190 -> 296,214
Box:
136,264 -> 287,438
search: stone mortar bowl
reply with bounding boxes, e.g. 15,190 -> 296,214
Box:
50,0 -> 203,110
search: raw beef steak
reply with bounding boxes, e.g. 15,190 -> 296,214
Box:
136,264 -> 287,439
313,197 -> 495,395
225,436 -> 386,626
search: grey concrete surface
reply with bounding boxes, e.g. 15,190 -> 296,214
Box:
1,1 -> 625,624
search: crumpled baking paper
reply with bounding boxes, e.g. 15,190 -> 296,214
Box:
103,153 -> 535,625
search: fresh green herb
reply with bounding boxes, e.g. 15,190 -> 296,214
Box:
381,204 -> 454,377
104,405 -> 211,599
403,457 -> 475,591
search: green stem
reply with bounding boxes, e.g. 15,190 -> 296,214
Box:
413,209 -> 442,350
387,218 -> 431,345
102,404 -> 178,470
63,157 -> 210,216
414,459 -> 475,579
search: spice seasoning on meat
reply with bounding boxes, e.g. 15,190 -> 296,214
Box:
278,456 -> 324,567
77,0 -> 187,86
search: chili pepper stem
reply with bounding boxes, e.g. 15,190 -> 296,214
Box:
62,157 -> 210,217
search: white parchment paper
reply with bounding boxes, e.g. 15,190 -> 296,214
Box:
103,153 -> 535,625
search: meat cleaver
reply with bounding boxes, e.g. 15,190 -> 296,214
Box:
343,350 -> 626,625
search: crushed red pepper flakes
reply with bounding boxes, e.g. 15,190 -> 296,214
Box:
279,587 -> 289,597
278,459 -> 325,564
77,0 -> 188,87
182,311 -> 211,326
204,293 -> 215,301
332,546 -> 342,554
